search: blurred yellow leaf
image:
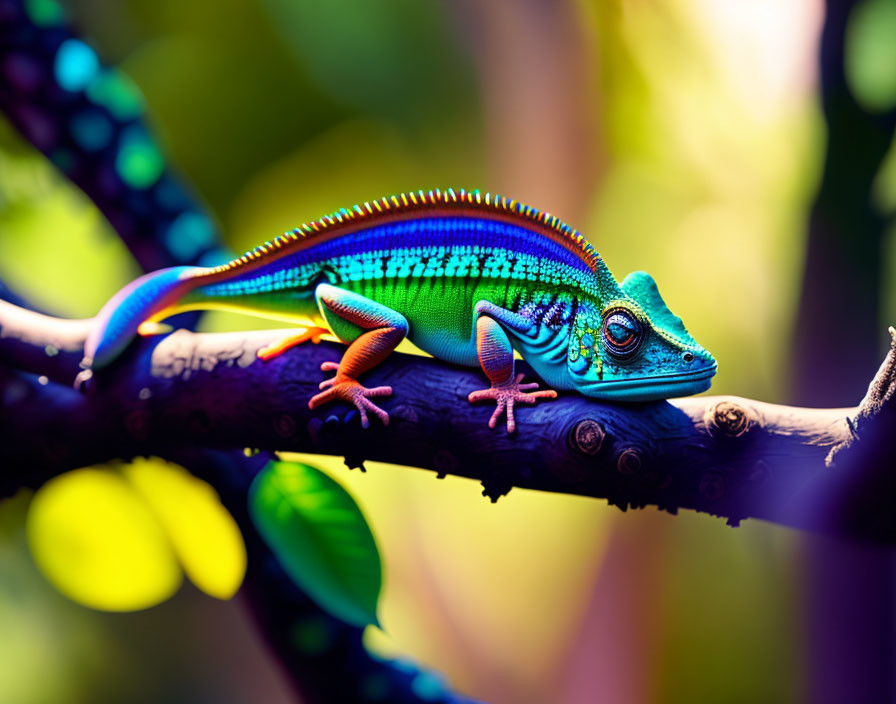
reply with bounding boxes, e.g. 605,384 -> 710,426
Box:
26,468 -> 182,611
123,458 -> 247,600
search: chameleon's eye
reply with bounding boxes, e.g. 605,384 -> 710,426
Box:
601,309 -> 643,359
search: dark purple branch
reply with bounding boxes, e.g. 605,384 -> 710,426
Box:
3,303 -> 894,542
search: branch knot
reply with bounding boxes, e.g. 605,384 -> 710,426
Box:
706,401 -> 752,438
616,447 -> 643,475
568,418 -> 605,456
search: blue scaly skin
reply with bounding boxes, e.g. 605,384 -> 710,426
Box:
81,188 -> 717,431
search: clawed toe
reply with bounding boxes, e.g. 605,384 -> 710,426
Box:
468,373 -> 557,433
309,367 -> 393,429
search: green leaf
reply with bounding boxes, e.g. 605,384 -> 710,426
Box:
248,460 -> 382,628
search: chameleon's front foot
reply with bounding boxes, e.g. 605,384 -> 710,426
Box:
308,362 -> 393,429
467,373 -> 557,433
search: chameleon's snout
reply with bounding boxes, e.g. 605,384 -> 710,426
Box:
680,346 -> 716,374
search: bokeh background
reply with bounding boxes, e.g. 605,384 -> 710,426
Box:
2,0 -> 896,702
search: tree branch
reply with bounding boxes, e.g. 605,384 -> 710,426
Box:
3,301 -> 894,542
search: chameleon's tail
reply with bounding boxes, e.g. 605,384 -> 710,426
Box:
81,266 -> 207,373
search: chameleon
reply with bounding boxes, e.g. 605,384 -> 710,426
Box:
79,188 -> 717,432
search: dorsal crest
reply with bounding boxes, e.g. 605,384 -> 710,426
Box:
207,188 -> 601,275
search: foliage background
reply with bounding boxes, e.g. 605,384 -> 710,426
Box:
1,0 -> 894,702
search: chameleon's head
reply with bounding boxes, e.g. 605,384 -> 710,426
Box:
567,271 -> 716,401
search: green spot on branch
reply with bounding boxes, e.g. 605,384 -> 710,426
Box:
116,127 -> 164,189
86,71 -> 144,120
25,0 -> 65,26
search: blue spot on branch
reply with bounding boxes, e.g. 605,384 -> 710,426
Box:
164,212 -> 216,261
54,39 -> 98,91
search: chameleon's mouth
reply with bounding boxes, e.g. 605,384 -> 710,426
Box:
580,362 -> 718,401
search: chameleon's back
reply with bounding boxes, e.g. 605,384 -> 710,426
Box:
186,189 -> 612,365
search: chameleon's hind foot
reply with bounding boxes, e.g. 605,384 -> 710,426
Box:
468,373 -> 557,433
309,362 -> 393,429
258,327 -> 328,361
